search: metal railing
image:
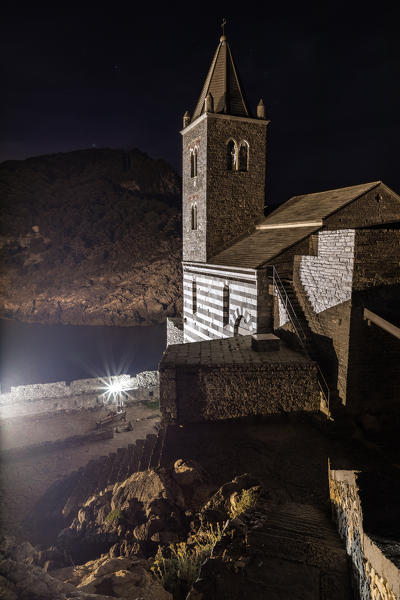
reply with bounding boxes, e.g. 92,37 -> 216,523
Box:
269,265 -> 331,415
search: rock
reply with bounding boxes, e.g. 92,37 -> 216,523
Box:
200,474 -> 261,525
0,557 -> 114,600
53,554 -> 173,599
173,458 -> 204,487
58,468 -> 188,562
0,148 -> 182,327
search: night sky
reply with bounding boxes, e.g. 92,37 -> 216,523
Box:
1,5 -> 400,206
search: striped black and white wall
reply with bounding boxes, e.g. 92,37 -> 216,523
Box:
182,262 -> 259,342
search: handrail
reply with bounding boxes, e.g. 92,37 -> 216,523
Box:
269,266 -> 330,415
270,266 -> 308,344
364,308 -> 400,340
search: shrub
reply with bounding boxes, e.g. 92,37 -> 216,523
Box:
151,523 -> 223,599
229,487 -> 259,519
105,508 -> 124,523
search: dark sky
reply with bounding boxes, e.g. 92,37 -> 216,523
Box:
1,4 -> 400,205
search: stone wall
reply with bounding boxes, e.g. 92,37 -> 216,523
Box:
206,115 -> 268,259
0,371 -> 159,419
160,361 -> 320,424
181,114 -> 268,263
346,229 -> 400,413
166,317 -> 184,346
298,230 -> 355,314
183,263 -> 258,342
182,117 -> 207,262
329,467 -> 400,600
324,183 -> 400,230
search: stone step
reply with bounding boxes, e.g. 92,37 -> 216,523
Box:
138,434 -> 157,471
134,439 -> 146,471
149,427 -> 166,469
96,455 -> 112,491
108,447 -> 127,485
105,452 -> 117,486
248,529 -> 348,571
126,443 -> 137,475
261,521 -> 342,546
116,446 -> 130,483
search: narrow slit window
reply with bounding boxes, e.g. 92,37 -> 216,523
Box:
227,140 -> 236,171
190,147 -> 198,178
238,141 -> 249,171
191,204 -> 198,230
223,285 -> 229,326
192,280 -> 197,313
190,150 -> 195,178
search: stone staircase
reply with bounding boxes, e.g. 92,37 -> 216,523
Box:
280,277 -> 315,356
249,503 -> 353,599
277,276 -> 334,413
27,425 -> 168,534
191,501 -> 353,599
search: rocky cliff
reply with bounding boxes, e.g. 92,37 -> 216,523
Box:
0,148 -> 182,326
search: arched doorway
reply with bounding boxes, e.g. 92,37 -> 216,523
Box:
234,315 -> 250,336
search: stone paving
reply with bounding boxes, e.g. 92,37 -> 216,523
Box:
162,334 -> 312,367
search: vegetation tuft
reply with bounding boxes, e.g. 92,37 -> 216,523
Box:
105,508 -> 124,523
229,487 -> 259,519
151,523 -> 223,599
143,398 -> 160,411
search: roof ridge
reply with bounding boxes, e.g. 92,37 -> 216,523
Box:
289,180 -> 381,201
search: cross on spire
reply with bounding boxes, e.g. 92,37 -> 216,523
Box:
221,18 -> 227,36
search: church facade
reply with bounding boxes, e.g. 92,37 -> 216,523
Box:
177,33 -> 400,412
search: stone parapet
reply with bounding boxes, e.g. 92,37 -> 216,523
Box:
329,466 -> 400,600
160,335 -> 321,424
0,370 -> 159,419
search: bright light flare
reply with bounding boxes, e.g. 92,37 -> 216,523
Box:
99,375 -> 133,411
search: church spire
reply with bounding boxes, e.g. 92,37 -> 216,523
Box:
191,33 -> 250,122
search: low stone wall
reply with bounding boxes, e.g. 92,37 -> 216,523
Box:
160,362 -> 320,424
0,371 -> 159,419
329,467 -> 400,600
166,317 -> 184,346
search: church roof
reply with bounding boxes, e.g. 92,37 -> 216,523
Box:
209,225 -> 320,269
209,181 -> 382,269
260,181 -> 381,226
191,35 -> 250,121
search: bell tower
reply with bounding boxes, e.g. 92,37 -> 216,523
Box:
181,33 -> 269,263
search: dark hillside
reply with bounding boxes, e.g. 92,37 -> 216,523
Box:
0,148 -> 182,325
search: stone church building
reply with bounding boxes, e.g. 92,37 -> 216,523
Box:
163,34 -> 400,420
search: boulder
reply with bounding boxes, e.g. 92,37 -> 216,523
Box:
53,554 -> 172,599
200,474 -> 261,525
57,468 -> 188,562
172,458 -> 204,487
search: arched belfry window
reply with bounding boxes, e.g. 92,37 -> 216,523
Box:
223,284 -> 230,326
238,141 -> 249,172
191,204 -> 198,230
190,147 -> 198,178
226,140 -> 236,171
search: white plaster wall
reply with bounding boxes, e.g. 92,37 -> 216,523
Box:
299,230 -> 356,314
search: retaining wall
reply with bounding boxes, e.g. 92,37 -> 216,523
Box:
329,467 -> 400,600
167,317 -> 184,346
0,371 -> 159,419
